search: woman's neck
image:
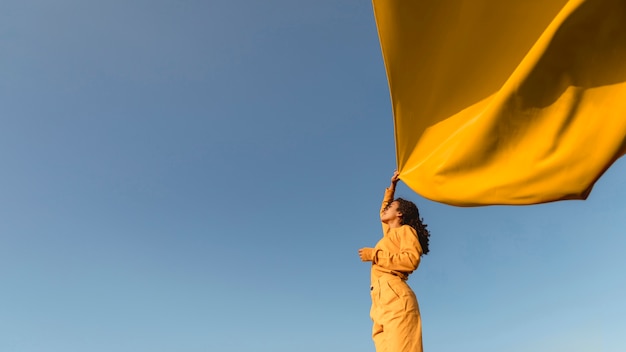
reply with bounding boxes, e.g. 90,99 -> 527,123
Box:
386,219 -> 403,229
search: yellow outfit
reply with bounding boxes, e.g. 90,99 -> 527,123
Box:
369,188 -> 423,352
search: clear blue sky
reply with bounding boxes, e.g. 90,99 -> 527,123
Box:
2,1 -> 625,351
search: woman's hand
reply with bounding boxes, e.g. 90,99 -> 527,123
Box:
390,170 -> 400,188
359,247 -> 375,262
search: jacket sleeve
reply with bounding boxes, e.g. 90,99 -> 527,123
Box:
373,226 -> 422,272
380,187 -> 395,234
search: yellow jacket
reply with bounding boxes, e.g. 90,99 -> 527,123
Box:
371,188 -> 423,283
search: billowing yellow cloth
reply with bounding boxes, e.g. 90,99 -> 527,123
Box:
373,0 -> 626,206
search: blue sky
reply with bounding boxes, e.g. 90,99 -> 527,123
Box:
2,1 -> 625,351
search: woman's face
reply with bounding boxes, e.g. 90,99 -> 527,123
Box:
382,201 -> 402,223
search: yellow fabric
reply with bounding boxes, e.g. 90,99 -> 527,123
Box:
370,188 -> 423,352
373,0 -> 626,206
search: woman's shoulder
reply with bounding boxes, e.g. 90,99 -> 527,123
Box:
397,225 -> 422,253
395,224 -> 417,236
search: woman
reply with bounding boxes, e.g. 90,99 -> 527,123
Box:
359,170 -> 430,352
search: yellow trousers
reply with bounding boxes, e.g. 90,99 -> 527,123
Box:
370,274 -> 422,352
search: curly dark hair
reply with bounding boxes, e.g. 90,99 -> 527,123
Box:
395,198 -> 430,255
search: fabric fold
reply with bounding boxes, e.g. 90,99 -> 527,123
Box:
374,0 -> 626,206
